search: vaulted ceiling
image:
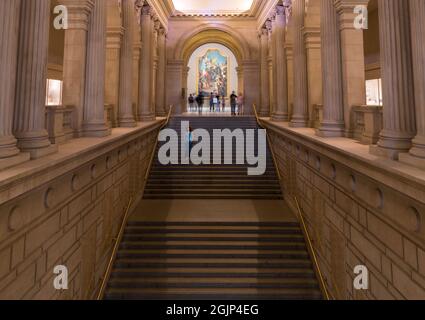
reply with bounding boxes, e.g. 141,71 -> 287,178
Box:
171,0 -> 254,14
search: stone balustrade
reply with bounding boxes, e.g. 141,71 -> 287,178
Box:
45,105 -> 76,145
353,105 -> 383,145
0,119 -> 163,299
312,104 -> 323,129
261,118 -> 425,299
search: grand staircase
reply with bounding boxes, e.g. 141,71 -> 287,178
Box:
144,116 -> 282,200
104,116 -> 323,300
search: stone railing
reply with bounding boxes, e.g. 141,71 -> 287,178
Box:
353,105 -> 383,145
104,104 -> 114,129
0,120 -> 164,299
45,105 -> 76,145
261,119 -> 425,300
312,104 -> 323,129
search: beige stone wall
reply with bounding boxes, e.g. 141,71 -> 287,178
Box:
263,119 -> 425,300
0,121 -> 162,299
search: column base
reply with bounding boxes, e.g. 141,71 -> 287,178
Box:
316,122 -> 345,137
369,145 -> 401,160
139,115 -> 156,122
119,118 -> 137,128
83,122 -> 111,138
26,144 -> 58,160
370,131 -> 414,160
290,118 -> 308,128
399,152 -> 425,170
0,152 -> 30,171
271,113 -> 288,122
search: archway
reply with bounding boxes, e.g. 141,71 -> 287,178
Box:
186,43 -> 239,113
167,25 -> 259,115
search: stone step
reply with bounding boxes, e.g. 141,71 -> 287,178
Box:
104,288 -> 323,300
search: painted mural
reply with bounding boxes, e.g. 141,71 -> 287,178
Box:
198,49 -> 228,96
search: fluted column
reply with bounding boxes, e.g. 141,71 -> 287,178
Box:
290,0 -> 308,127
0,0 -> 30,168
400,0 -> 425,168
138,5 -> 155,121
118,0 -> 136,127
151,19 -> 159,116
335,0 -> 368,136
272,6 -> 289,121
13,0 -> 58,159
266,20 -> 274,115
156,27 -> 167,116
59,0 -> 93,137
316,0 -> 344,137
259,28 -> 270,116
370,0 -> 415,159
105,0 -> 124,128
132,20 -> 142,121
83,0 -> 110,137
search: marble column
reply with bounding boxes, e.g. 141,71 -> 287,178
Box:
285,25 -> 294,121
0,0 -> 30,169
370,0 -> 415,159
266,20 -> 274,116
259,27 -> 270,116
138,5 -> 155,121
105,0 -> 124,127
59,0 -> 93,137
290,0 -> 309,127
83,0 -> 110,137
13,0 -> 58,159
156,28 -> 167,116
272,6 -> 289,121
132,23 -> 142,121
236,67 -> 244,97
151,20 -> 159,116
316,0 -> 345,137
304,0 -> 322,128
400,0 -> 425,168
118,0 -> 136,127
335,0 -> 368,137
155,27 -> 167,116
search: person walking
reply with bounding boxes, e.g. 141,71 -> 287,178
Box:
196,93 -> 204,113
215,93 -> 220,112
230,91 -> 238,116
209,92 -> 215,112
188,94 -> 195,112
237,93 -> 244,116
221,96 -> 226,112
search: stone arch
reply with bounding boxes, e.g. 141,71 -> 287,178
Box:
175,23 -> 251,65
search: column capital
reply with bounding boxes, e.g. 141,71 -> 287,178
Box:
57,0 -> 94,30
141,4 -> 152,16
106,26 -> 124,49
334,0 -> 369,30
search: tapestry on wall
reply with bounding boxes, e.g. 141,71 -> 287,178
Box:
198,49 -> 228,96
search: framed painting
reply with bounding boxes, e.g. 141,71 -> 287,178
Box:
197,49 -> 228,97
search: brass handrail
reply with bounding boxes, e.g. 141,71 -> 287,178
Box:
252,104 -> 330,300
294,196 -> 331,300
96,106 -> 173,300
144,105 -> 173,181
253,105 -> 281,181
96,197 -> 133,300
